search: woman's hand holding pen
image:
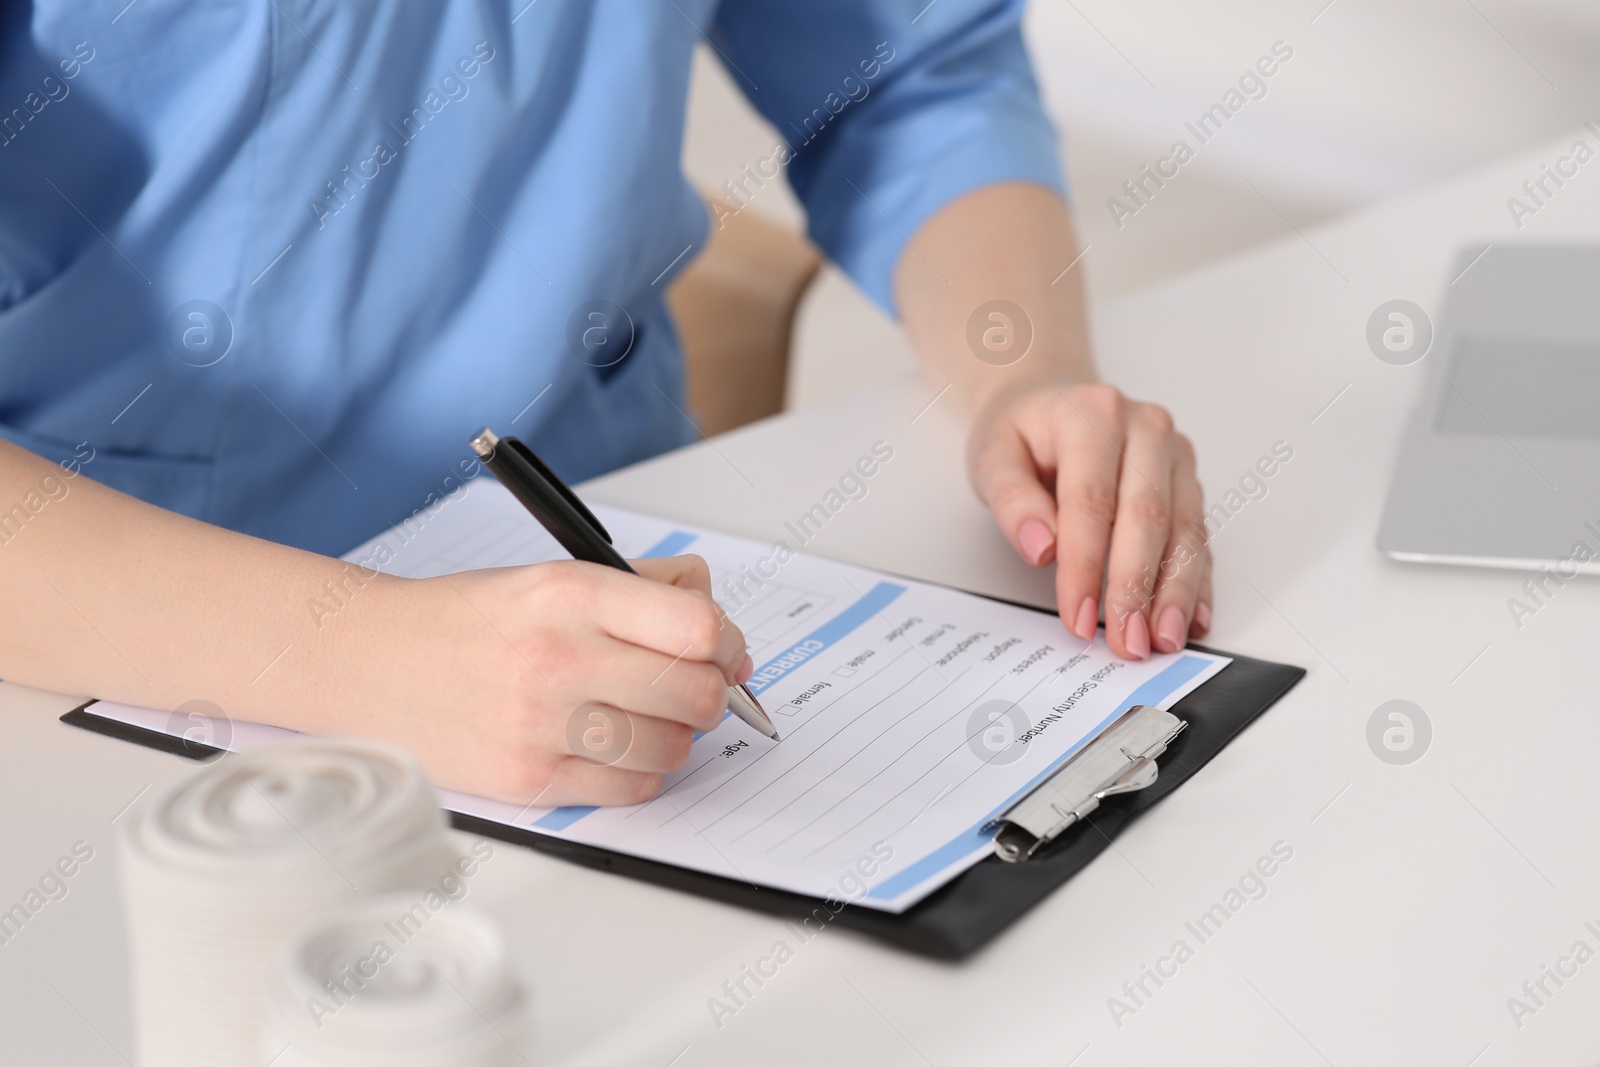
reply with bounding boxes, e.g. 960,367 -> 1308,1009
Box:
361,554 -> 752,807
0,443 -> 739,809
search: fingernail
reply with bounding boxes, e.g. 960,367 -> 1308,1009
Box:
1155,606 -> 1186,653
737,653 -> 753,683
1194,601 -> 1212,635
1124,611 -> 1151,660
1017,519 -> 1054,566
1072,597 -> 1097,640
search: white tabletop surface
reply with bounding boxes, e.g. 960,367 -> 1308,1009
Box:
5,128 -> 1600,1066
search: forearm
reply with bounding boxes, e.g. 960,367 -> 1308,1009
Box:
0,440 -> 395,726
892,182 -> 1096,416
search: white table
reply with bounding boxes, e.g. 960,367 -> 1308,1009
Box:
6,128 -> 1600,1066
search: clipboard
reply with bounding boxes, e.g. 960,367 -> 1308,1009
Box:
61,638 -> 1301,960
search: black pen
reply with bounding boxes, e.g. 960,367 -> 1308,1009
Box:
470,428 -> 779,741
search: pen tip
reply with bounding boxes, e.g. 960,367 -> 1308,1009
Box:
729,683 -> 779,740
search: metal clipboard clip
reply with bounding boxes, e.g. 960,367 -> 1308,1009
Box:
992,704 -> 1187,863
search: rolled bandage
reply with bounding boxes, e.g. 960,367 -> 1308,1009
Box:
264,895 -> 526,1066
119,738 -> 457,1067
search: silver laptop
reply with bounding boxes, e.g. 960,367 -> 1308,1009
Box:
1377,245 -> 1600,574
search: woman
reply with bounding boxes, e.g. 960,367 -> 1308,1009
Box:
0,0 -> 1210,806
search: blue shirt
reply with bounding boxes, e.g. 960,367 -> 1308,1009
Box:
0,0 -> 1062,555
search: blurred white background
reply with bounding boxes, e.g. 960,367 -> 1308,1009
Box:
680,0 -> 1600,408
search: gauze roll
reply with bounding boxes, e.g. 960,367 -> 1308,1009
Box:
264,895 -> 527,1066
119,738 -> 456,1067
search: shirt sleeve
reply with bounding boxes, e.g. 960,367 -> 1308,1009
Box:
708,0 -> 1066,314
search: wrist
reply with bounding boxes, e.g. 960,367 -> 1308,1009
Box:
242,563 -> 426,737
968,365 -> 1096,432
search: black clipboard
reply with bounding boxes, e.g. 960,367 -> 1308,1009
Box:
60,640 -> 1301,960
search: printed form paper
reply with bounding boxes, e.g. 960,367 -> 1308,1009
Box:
87,479 -> 1230,913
